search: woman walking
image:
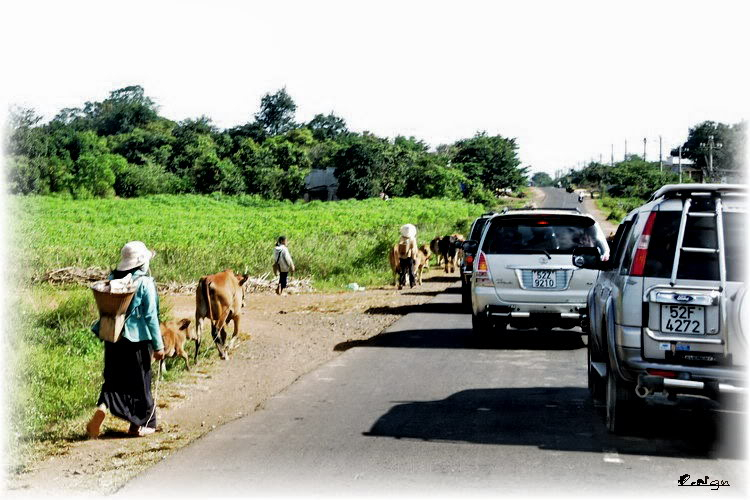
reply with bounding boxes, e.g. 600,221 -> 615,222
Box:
273,236 -> 295,295
87,241 -> 165,438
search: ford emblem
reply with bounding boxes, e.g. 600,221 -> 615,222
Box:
674,294 -> 694,302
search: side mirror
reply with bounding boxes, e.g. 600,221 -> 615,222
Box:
572,246 -> 607,270
461,240 -> 479,255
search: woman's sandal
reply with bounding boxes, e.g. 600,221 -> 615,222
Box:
128,424 -> 156,437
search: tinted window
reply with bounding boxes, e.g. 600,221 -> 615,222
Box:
619,215 -> 639,275
643,209 -> 745,281
482,215 -> 608,255
470,218 -> 490,241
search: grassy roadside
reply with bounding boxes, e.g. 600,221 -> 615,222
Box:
9,194 -> 534,474
595,195 -> 643,222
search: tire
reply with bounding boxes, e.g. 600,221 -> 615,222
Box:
461,282 -> 472,310
605,366 -> 636,434
587,345 -> 605,406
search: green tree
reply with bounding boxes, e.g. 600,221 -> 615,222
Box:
255,88 -> 297,136
531,171 -> 553,186
308,113 -> 347,141
674,121 -> 746,182
452,132 -> 526,192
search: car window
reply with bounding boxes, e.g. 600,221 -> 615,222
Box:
469,218 -> 489,241
643,208 -> 745,281
609,220 -> 631,264
619,215 -> 639,275
482,215 -> 609,255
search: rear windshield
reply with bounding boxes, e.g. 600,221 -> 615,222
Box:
482,215 -> 609,256
469,217 -> 490,241
643,208 -> 746,281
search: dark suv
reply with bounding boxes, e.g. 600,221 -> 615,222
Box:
574,184 -> 747,433
460,212 -> 496,308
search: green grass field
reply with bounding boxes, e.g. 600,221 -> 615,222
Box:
596,196 -> 643,222
13,194 -> 488,288
9,194 -> 508,471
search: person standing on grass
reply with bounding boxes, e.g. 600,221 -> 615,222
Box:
88,241 -> 165,438
273,236 -> 295,295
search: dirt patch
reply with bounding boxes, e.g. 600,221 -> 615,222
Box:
7,270 -> 456,495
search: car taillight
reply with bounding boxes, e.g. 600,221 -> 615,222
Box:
477,252 -> 488,272
474,251 -> 492,286
465,255 -> 474,265
630,211 -> 658,277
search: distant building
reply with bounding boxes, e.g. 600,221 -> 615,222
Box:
666,156 -> 702,183
304,167 -> 338,201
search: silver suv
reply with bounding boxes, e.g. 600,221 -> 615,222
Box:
467,208 -> 609,335
575,184 -> 747,434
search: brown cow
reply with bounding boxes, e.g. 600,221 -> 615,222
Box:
419,244 -> 432,271
390,243 -> 431,287
429,236 -> 443,268
159,318 -> 194,376
195,269 -> 249,361
414,245 -> 431,286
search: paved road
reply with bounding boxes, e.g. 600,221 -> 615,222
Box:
538,186 -> 582,210
120,190 -> 746,497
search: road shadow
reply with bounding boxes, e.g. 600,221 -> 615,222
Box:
365,301 -> 466,316
363,387 -> 745,459
422,276 -> 461,283
334,327 -> 584,352
401,287 -> 461,297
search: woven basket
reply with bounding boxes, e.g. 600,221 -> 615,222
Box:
91,280 -> 137,342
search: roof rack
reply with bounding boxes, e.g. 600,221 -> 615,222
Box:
501,206 -> 581,213
648,183 -> 747,202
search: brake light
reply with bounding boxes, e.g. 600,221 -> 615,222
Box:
630,211 -> 658,276
477,252 -> 488,272
474,251 -> 492,286
465,255 -> 474,265
536,220 -> 549,225
647,369 -> 677,378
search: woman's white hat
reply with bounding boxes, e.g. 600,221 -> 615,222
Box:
117,241 -> 156,271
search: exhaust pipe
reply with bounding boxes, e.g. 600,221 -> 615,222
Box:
635,384 -> 652,398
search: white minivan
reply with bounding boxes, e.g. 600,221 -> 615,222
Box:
466,208 -> 609,335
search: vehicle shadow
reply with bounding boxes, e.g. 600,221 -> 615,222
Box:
365,302 -> 466,316
422,276 -> 461,283
363,387 -> 744,459
334,327 -> 584,351
401,288 -> 461,297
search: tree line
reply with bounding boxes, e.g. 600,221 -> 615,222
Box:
532,120 -> 746,199
4,86 -> 528,203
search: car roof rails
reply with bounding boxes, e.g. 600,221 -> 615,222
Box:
648,183 -> 747,202
481,211 -> 498,216
501,206 -> 582,213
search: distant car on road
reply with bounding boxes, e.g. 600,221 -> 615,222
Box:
466,207 -> 609,336
574,184 -> 747,434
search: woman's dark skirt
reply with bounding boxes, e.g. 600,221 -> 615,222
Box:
97,339 -> 156,428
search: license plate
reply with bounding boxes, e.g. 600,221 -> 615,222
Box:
532,270 -> 557,288
661,304 -> 705,334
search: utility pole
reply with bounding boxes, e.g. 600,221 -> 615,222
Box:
610,144 -> 614,166
678,145 -> 682,183
624,139 -> 628,160
659,135 -> 663,172
643,137 -> 647,161
700,134 -> 723,182
599,153 -> 602,164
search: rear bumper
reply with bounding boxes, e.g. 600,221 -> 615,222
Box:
617,346 -> 746,397
472,286 -> 586,318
